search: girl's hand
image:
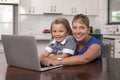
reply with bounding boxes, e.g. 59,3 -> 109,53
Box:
42,58 -> 59,66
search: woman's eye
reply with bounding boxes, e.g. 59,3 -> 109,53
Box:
79,26 -> 86,30
72,26 -> 77,29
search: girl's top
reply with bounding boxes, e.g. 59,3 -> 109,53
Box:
45,35 -> 77,55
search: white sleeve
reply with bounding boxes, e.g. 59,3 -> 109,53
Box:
45,46 -> 52,53
63,49 -> 75,55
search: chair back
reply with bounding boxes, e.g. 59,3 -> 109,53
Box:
89,34 -> 103,42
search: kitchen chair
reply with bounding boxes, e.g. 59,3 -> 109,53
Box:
89,33 -> 104,58
89,33 -> 103,42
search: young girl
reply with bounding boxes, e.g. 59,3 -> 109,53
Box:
39,18 -> 76,64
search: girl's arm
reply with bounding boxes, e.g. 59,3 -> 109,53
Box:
48,53 -> 71,60
39,50 -> 50,61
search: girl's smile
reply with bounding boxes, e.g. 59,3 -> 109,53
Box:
51,24 -> 68,42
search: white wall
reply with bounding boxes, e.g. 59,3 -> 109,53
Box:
0,0 -> 108,53
93,0 -> 108,34
19,0 -> 108,35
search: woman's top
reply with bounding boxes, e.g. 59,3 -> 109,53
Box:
75,36 -> 102,60
45,35 -> 77,55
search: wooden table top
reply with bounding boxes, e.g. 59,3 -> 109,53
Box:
0,53 -> 120,80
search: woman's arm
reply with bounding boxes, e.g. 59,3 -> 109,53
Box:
62,44 -> 101,65
46,44 -> 101,66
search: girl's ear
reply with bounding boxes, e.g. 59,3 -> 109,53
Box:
51,33 -> 53,38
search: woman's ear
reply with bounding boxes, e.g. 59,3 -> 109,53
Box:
88,27 -> 90,34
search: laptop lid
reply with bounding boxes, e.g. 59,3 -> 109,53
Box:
1,35 -> 62,71
2,35 -> 41,71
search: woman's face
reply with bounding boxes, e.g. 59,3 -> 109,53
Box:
51,24 -> 68,42
72,21 -> 89,42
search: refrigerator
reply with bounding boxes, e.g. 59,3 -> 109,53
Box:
0,5 -> 13,40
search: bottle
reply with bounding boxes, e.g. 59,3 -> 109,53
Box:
89,26 -> 93,33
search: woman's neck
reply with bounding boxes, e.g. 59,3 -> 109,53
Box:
77,35 -> 91,51
78,35 -> 91,45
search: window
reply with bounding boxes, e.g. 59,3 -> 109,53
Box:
108,0 -> 120,24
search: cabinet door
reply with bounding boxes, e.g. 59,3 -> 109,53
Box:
53,0 -> 62,13
0,0 -> 19,4
76,0 -> 86,14
62,0 -> 85,15
42,0 -> 62,14
85,0 -> 98,15
62,0 -> 75,15
20,0 -> 44,14
20,0 -> 32,14
115,39 -> 120,49
30,0 -> 43,14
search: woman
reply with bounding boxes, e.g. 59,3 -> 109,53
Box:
44,14 -> 102,66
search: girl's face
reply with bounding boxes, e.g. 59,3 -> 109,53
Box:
72,21 -> 89,42
51,24 -> 68,42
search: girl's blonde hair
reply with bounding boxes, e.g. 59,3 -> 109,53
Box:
50,18 -> 72,35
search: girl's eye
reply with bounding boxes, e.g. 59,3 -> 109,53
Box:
52,30 -> 56,33
59,30 -> 64,32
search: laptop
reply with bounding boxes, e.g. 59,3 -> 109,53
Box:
1,35 -> 62,71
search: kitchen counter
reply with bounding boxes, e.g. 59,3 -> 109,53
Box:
35,35 -> 51,40
103,34 -> 120,39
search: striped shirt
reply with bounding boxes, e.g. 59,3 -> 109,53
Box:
45,35 -> 76,55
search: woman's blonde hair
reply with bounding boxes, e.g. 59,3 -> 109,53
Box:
72,14 -> 90,28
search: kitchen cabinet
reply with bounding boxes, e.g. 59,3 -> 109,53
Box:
20,0 -> 98,15
85,0 -> 98,15
19,0 -> 30,14
62,0 -> 98,15
62,0 -> 85,15
20,0 -> 44,14
0,0 -> 19,4
20,0 -> 62,14
42,0 -> 62,14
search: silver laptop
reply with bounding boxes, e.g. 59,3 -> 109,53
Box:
1,35 -> 62,71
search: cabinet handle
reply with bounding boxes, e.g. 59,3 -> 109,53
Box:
50,5 -> 54,12
71,8 -> 74,14
54,5 -> 56,12
75,8 -> 77,14
32,6 -> 35,13
85,8 -> 87,14
28,6 -> 31,13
